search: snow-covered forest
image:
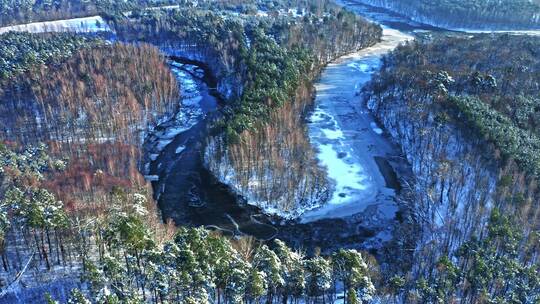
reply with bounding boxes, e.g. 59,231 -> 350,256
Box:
0,1 -> 385,302
362,33 -> 540,302
0,0 -> 539,303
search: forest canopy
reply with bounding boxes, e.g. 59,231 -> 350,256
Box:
0,31 -> 100,81
113,5 -> 381,140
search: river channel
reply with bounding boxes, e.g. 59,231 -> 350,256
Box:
148,0 -> 445,254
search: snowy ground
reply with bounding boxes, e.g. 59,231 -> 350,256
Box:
301,27 -> 413,223
0,16 -> 111,34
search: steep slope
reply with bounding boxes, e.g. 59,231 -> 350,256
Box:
202,9 -> 383,218
362,33 -> 540,302
1,41 -> 179,146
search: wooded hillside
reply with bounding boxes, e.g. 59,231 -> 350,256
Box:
0,35 -> 179,146
0,144 -> 377,303
0,32 -> 100,81
362,34 -> 540,303
0,32 -> 180,234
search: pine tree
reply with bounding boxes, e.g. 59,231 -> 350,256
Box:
347,288 -> 359,304
246,267 -> 267,302
305,256 -> 332,301
332,249 -> 375,302
273,239 -> 306,301
253,244 -> 284,303
44,293 -> 59,304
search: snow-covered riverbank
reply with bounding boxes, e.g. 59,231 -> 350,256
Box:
342,0 -> 540,35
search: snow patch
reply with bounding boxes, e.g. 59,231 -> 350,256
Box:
322,128 -> 345,140
156,139 -> 173,151
144,175 -> 159,181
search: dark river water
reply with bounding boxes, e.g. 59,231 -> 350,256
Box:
147,59 -> 279,240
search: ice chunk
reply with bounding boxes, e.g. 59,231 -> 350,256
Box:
370,122 -> 383,135
175,145 -> 186,154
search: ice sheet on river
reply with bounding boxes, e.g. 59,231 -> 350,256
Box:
144,64 -> 205,172
301,28 -> 412,223
152,66 -> 203,149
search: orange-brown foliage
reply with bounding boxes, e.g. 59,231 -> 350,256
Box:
1,43 -> 179,146
0,43 -> 179,221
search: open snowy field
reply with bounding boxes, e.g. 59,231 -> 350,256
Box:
0,16 -> 111,34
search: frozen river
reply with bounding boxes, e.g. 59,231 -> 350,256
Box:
302,27 -> 413,223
